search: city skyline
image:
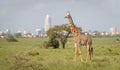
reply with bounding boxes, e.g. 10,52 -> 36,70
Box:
0,0 -> 120,33
0,26 -> 119,34
0,26 -> 119,38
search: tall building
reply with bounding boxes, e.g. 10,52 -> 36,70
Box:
23,30 -> 27,35
44,14 -> 51,33
35,29 -> 41,35
110,26 -> 117,35
6,29 -> 11,35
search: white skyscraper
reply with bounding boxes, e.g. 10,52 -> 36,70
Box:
44,15 -> 51,33
110,26 -> 117,35
35,29 -> 41,35
6,29 -> 11,34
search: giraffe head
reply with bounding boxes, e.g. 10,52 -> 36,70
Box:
64,11 -> 71,18
64,11 -> 74,27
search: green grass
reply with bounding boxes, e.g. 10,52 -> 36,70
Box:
0,37 -> 120,70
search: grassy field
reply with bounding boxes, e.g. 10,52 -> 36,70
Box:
0,37 -> 120,70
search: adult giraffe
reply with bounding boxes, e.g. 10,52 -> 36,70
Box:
64,11 -> 93,62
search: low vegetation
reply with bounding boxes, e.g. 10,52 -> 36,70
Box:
6,35 -> 18,42
0,37 -> 120,70
41,33 -> 60,49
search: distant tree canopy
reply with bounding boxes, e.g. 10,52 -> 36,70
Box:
14,33 -> 22,38
46,24 -> 71,48
46,24 -> 71,36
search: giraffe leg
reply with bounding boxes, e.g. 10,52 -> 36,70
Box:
74,43 -> 77,62
78,44 -> 83,62
86,44 -> 91,62
74,47 -> 77,62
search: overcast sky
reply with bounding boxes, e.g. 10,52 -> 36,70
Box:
0,0 -> 120,33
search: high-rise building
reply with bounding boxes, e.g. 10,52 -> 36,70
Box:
110,26 -> 117,35
44,15 -> 51,33
35,29 -> 41,35
6,29 -> 11,35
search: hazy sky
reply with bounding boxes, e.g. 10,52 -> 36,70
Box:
0,0 -> 120,33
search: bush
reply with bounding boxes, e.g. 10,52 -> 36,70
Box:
41,34 -> 60,49
46,38 -> 59,49
48,34 -> 59,48
6,35 -> 18,42
51,39 -> 59,48
41,41 -> 49,48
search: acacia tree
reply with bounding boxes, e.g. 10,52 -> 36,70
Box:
46,24 -> 71,49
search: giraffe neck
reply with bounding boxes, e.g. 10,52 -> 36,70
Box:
68,16 -> 74,26
68,16 -> 81,37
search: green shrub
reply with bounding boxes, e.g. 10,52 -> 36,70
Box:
6,35 -> 18,42
41,41 -> 49,48
48,34 -> 59,48
51,39 -> 59,48
42,34 -> 60,49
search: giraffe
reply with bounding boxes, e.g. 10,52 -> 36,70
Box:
64,11 -> 93,62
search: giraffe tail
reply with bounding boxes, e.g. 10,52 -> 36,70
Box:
90,47 -> 93,57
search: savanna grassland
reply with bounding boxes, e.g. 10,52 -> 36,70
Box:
0,37 -> 120,70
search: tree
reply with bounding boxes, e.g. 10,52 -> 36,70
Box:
46,24 -> 71,48
59,33 -> 69,48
